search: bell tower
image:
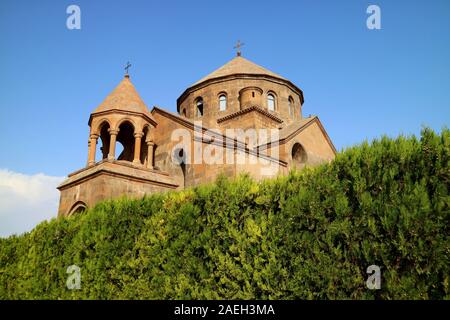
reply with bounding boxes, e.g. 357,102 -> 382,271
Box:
87,74 -> 157,168
57,72 -> 178,217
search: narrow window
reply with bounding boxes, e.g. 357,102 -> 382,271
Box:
288,96 -> 294,116
196,98 -> 203,117
267,93 -> 275,112
219,94 -> 227,111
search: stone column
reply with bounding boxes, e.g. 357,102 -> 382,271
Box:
108,129 -> 119,161
87,134 -> 99,166
146,140 -> 154,169
86,139 -> 91,167
133,132 -> 144,165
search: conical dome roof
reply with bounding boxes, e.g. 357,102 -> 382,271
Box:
92,76 -> 151,116
192,55 -> 287,86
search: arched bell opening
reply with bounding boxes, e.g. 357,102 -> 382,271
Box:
95,121 -> 110,162
116,121 -> 135,162
140,126 -> 150,165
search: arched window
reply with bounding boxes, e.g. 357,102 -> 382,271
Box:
288,96 -> 294,117
219,94 -> 227,111
173,148 -> 186,188
68,201 -> 87,216
195,97 -> 204,117
291,143 -> 307,167
267,93 -> 275,112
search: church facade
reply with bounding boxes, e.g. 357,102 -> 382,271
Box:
57,54 -> 336,216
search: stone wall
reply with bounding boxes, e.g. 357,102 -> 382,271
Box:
57,161 -> 177,216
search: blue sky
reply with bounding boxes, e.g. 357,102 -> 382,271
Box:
0,1 -> 449,236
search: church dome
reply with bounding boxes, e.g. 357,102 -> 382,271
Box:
191,56 -> 288,87
176,55 -> 304,127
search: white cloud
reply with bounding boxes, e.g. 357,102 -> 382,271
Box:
0,169 -> 65,238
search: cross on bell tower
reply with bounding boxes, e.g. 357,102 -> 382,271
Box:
234,40 -> 245,56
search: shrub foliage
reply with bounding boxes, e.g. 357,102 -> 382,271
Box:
0,128 -> 448,299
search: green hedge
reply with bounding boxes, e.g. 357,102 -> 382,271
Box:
0,128 -> 448,299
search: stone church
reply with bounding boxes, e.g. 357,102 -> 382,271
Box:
57,53 -> 336,216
